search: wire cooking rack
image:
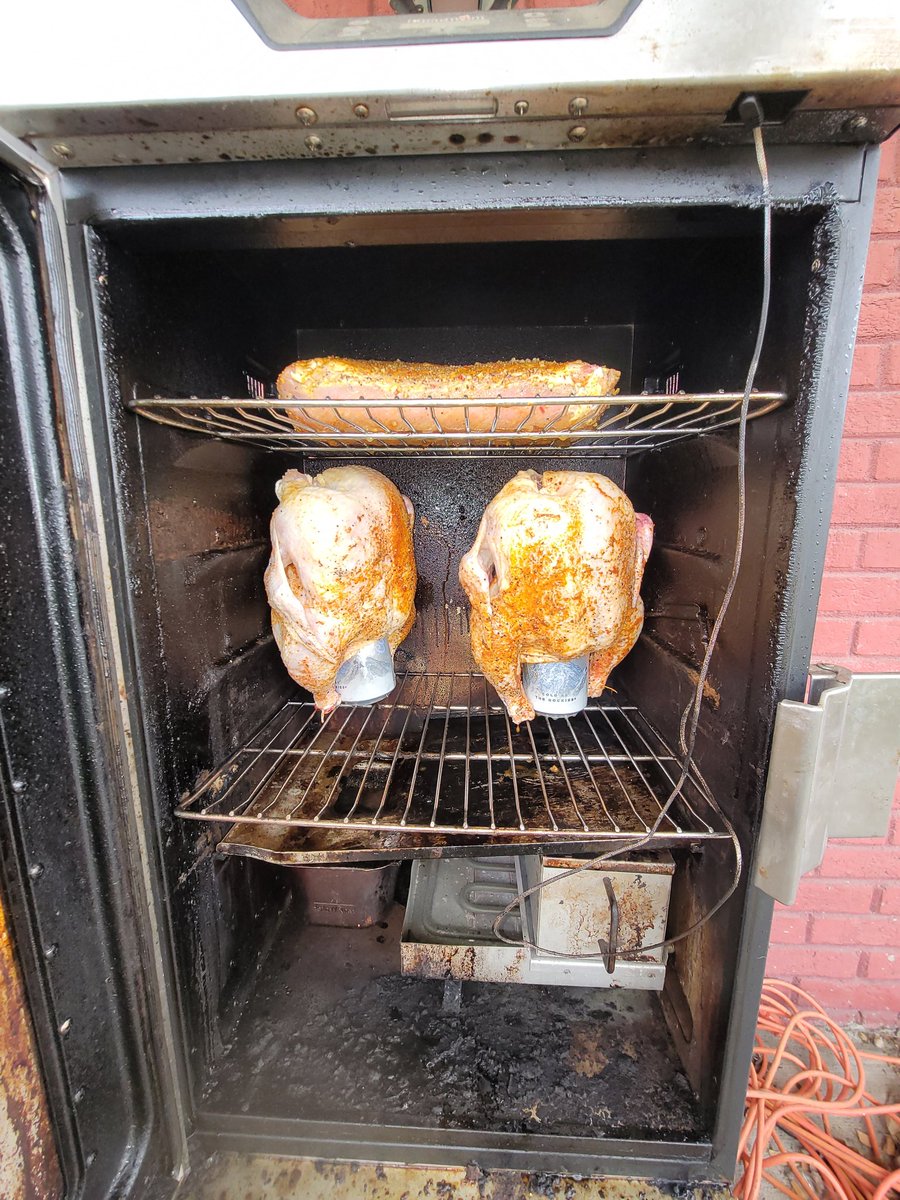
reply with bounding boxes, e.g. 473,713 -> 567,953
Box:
176,673 -> 730,844
130,388 -> 787,457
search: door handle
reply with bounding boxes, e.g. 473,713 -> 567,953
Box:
754,666 -> 900,905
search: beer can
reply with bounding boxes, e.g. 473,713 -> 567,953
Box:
335,637 -> 396,705
522,656 -> 589,717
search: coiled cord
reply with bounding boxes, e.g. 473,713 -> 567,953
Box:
737,980 -> 900,1200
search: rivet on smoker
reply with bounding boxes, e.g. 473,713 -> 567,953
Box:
513,100 -> 529,116
568,125 -> 588,142
353,104 -> 370,119
44,943 -> 59,959
52,142 -> 73,159
295,106 -> 318,127
0,684 -> 9,698
59,1018 -> 71,1035
305,135 -> 324,152
28,862 -> 43,878
12,779 -> 26,793
569,96 -> 588,118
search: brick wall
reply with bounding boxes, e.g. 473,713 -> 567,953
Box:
766,138 -> 900,1027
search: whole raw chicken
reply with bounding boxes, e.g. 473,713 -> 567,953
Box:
264,466 -> 416,714
459,471 -> 653,723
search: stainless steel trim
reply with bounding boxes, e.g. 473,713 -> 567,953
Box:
386,97 -> 499,121
1,0 -> 898,164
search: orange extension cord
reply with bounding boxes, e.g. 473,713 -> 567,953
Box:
736,980 -> 900,1200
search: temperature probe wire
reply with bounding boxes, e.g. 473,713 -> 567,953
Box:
492,117 -> 773,961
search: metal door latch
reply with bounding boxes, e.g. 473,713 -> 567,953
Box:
754,666 -> 900,905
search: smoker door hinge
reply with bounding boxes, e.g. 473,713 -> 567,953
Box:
754,666 -> 900,905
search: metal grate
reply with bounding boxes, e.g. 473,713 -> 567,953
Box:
176,673 -> 730,844
130,389 -> 787,457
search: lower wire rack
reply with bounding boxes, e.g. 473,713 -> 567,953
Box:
176,673 -> 730,847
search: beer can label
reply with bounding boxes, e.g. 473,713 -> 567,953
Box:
522,657 -> 589,717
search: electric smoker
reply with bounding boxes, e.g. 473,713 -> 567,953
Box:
0,1 -> 898,1196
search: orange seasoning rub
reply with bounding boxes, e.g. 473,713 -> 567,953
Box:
459,470 -> 653,723
264,467 -> 416,713
276,357 -> 620,436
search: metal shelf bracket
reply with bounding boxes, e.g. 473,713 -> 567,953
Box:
754,666 -> 900,905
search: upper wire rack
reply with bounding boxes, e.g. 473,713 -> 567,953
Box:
130,387 -> 787,457
176,672 -> 730,844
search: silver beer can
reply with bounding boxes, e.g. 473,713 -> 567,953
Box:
522,656 -> 589,717
334,637 -> 396,706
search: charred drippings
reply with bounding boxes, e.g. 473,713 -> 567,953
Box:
206,914 -> 702,1142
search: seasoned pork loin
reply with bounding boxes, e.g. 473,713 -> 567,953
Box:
264,466 -> 416,714
459,470 -> 653,723
276,357 -> 620,435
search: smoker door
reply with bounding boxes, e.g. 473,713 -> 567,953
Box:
0,161 -> 183,1197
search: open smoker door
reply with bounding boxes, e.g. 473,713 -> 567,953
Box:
0,147 -> 186,1198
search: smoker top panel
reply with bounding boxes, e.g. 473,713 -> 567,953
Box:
0,0 -> 897,165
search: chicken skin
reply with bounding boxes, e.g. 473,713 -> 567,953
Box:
264,466 -> 416,714
459,470 -> 653,723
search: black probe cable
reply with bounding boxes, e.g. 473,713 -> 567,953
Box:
492,116 -> 773,962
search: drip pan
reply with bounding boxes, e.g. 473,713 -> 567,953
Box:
293,860 -> 399,927
401,853 -> 671,990
401,856 -> 529,984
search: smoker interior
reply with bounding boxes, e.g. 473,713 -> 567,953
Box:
91,205 -> 822,1168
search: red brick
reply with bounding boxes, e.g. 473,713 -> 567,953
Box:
879,135 -> 900,183
765,946 -> 861,979
872,186 -> 900,236
857,292 -> 900,340
855,620 -> 900,657
837,439 -> 876,481
862,238 -> 900,290
816,844 -> 900,880
840,653 -> 900,674
817,572 -> 900,614
850,343 -> 884,389
811,913 -> 900,947
794,879 -> 877,912
878,887 -> 900,915
811,617 -> 856,658
862,529 -> 900,569
794,978 -> 900,1023
829,483 -> 900,527
825,528 -> 865,570
886,344 -> 900,389
843,391 -> 900,437
864,950 -> 900,979
769,911 -> 810,944
874,440 -> 900,481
